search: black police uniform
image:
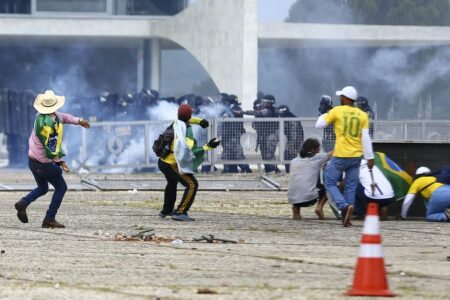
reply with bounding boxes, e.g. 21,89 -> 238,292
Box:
278,105 -> 303,173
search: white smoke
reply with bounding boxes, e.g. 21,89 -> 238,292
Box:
47,65 -> 91,100
364,46 -> 450,100
198,102 -> 228,118
147,101 -> 179,120
258,1 -> 450,120
259,42 -> 450,119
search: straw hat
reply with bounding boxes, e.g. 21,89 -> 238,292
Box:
33,90 -> 65,114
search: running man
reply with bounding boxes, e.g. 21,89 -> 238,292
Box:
15,90 -> 90,228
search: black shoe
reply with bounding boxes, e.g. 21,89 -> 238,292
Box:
42,219 -> 65,228
15,198 -> 29,223
171,213 -> 195,222
159,210 -> 175,218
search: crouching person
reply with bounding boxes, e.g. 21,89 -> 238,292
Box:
401,166 -> 450,222
158,104 -> 220,221
355,152 -> 412,220
287,138 -> 332,220
15,90 -> 90,228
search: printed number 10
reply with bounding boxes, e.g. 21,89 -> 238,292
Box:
343,116 -> 360,137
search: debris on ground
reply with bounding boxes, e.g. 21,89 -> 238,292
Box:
113,230 -> 178,243
197,288 -> 218,294
192,234 -> 240,244
171,238 -> 183,245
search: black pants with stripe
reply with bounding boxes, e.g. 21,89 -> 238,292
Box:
158,159 -> 199,215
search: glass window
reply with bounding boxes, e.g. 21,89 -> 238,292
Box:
0,0 -> 31,14
115,0 -> 188,16
36,0 -> 107,13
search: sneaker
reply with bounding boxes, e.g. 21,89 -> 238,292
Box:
42,219 -> 65,228
171,213 -> 195,222
14,198 -> 29,223
445,209 -> 450,222
342,205 -> 354,227
159,210 -> 174,218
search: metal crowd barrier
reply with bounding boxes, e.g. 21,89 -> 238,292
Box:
79,118 -> 450,171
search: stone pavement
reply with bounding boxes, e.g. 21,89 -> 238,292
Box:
0,189 -> 449,300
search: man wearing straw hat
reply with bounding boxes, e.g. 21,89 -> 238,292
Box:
14,90 -> 90,228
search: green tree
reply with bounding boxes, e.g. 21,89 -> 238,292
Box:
286,0 -> 352,23
287,0 -> 450,26
382,0 -> 450,26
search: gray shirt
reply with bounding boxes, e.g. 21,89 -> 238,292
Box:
287,153 -> 329,204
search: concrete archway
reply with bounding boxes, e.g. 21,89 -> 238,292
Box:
151,0 -> 258,108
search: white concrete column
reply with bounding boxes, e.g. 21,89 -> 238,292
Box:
150,38 -> 161,91
241,0 -> 258,109
137,40 -> 144,91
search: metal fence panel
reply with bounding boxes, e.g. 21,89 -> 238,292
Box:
373,121 -> 405,141
80,118 -> 450,171
215,118 -> 281,164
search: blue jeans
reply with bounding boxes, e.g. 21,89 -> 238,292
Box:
426,185 -> 450,222
325,157 -> 361,211
23,158 -> 67,220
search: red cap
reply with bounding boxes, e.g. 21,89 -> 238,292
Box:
178,104 -> 193,121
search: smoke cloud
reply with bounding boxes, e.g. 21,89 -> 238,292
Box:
258,0 -> 450,120
364,46 -> 450,101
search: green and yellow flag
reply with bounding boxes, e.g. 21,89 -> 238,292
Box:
34,114 -> 65,159
374,152 -> 412,201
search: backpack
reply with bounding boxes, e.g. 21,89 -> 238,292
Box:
435,165 -> 450,185
152,124 -> 174,158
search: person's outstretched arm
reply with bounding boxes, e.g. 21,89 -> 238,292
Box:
315,114 -> 328,129
401,194 -> 416,219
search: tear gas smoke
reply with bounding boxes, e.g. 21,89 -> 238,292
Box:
259,45 -> 450,120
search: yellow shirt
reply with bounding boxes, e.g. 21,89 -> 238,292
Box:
324,105 -> 369,158
407,176 -> 443,200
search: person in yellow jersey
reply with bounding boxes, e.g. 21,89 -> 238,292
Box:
401,167 -> 450,222
158,104 -> 220,221
315,86 -> 374,227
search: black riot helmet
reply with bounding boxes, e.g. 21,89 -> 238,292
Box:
277,105 -> 294,117
195,95 -> 204,107
356,96 -> 369,111
261,94 -> 275,108
356,96 -> 374,119
228,94 -> 240,105
318,95 -> 333,114
220,93 -> 231,105
150,89 -> 159,101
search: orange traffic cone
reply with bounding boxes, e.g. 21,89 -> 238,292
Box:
346,202 -> 395,297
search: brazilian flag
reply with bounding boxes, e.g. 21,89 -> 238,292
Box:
374,152 -> 412,201
34,114 -> 65,159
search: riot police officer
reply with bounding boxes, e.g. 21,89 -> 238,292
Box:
252,94 -> 279,173
253,91 -> 264,111
356,96 -> 375,138
318,95 -> 335,152
278,105 -> 303,173
219,94 -> 251,173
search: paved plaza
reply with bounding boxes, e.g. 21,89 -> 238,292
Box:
0,172 -> 449,299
